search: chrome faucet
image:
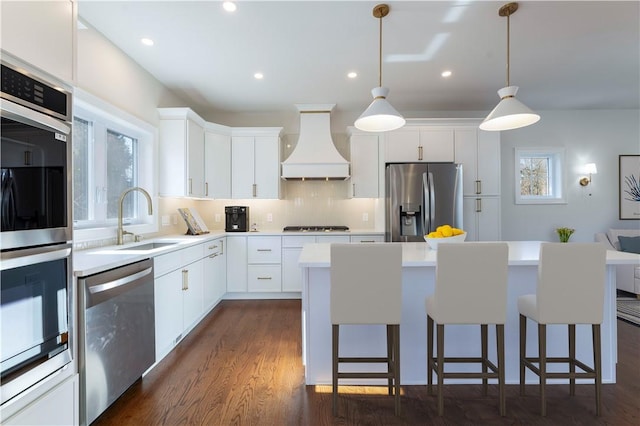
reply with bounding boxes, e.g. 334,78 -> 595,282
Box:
117,187 -> 153,245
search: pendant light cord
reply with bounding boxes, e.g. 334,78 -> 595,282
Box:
506,12 -> 510,87
378,13 -> 383,88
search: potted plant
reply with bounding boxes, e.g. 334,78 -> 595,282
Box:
556,227 -> 575,243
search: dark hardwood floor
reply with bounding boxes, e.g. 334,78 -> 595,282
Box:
94,300 -> 640,425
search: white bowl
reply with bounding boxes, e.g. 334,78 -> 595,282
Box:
424,232 -> 467,250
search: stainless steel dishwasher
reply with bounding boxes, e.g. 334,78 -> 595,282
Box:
78,258 -> 155,425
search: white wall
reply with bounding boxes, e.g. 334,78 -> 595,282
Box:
500,109 -> 640,242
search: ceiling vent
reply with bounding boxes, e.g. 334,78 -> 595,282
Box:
281,104 -> 350,180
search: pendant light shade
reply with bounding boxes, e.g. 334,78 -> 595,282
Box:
480,3 -> 539,132
355,4 -> 405,132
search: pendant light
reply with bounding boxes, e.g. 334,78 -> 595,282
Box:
480,2 -> 540,131
354,4 -> 405,132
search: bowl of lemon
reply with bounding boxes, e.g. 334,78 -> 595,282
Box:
424,225 -> 466,250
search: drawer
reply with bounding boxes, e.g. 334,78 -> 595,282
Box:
350,235 -> 385,243
248,265 -> 281,292
182,243 -> 205,264
204,238 -> 224,257
247,236 -> 281,264
316,235 -> 350,244
154,251 -> 184,277
282,235 -> 316,248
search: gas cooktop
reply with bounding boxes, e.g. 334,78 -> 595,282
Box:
283,226 -> 349,232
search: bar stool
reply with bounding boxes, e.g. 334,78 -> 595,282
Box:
330,243 -> 403,416
518,243 -> 606,416
425,242 -> 509,416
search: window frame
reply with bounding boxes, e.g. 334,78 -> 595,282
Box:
73,89 -> 158,243
514,147 -> 566,205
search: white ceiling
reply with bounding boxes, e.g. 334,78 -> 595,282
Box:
78,1 -> 640,118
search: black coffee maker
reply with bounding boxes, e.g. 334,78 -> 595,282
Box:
225,206 -> 249,232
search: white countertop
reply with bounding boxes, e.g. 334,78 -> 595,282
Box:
298,241 -> 640,268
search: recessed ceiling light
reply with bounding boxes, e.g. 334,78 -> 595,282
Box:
223,1 -> 237,12
254,72 -> 264,80
347,72 -> 358,79
441,70 -> 452,78
141,38 -> 154,46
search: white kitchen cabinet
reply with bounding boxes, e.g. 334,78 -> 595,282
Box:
248,265 -> 282,292
247,236 -> 281,292
203,238 -> 226,310
158,108 -> 206,197
226,236 -> 248,292
350,234 -> 385,243
204,126 -> 232,198
1,1 -> 74,83
455,129 -> 500,196
463,196 -> 501,241
348,131 -> 380,198
316,235 -> 350,244
2,374 -> 78,426
385,128 -> 454,163
282,236 -> 315,292
154,244 -> 205,360
231,128 -> 282,199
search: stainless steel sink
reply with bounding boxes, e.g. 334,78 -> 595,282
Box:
118,242 -> 177,251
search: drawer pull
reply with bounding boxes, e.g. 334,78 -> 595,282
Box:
257,277 -> 272,280
209,245 -> 218,250
360,240 -> 375,243
209,254 -> 218,258
257,249 -> 272,252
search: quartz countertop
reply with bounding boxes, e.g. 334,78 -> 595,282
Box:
298,241 -> 640,268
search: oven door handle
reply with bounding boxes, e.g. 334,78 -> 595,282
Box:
1,99 -> 71,135
0,244 -> 72,271
87,267 -> 153,296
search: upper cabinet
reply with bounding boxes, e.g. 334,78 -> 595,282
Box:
347,128 -> 380,198
231,128 -> 282,199
454,128 -> 500,196
384,128 -> 454,163
158,108 -> 207,197
205,124 -> 232,199
1,1 -> 74,83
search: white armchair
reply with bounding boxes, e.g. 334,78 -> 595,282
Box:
595,229 -> 640,296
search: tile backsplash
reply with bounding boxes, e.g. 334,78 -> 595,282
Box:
158,180 -> 382,235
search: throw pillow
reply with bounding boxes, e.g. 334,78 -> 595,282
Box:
618,236 -> 640,254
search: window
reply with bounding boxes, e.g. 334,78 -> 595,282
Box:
515,148 -> 566,204
73,90 -> 156,241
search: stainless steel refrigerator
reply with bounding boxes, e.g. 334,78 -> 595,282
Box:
385,163 -> 463,242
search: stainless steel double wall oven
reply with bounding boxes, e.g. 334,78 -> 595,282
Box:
0,59 -> 73,404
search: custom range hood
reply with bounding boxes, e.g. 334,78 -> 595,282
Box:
281,104 -> 350,180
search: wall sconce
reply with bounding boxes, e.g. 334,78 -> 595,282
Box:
579,163 -> 597,186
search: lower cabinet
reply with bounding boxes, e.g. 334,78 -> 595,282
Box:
226,236 -> 248,292
463,197 -> 501,241
247,236 -> 282,292
3,374 -> 78,426
203,238 -> 226,310
154,244 -> 205,361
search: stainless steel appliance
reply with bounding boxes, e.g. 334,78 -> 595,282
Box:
0,59 -> 73,405
385,163 -> 463,242
225,206 -> 249,232
1,60 -> 72,250
0,242 -> 73,404
78,259 -> 155,425
283,225 -> 349,232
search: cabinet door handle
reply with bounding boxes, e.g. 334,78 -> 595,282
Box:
475,198 -> 482,213
353,183 -> 356,197
475,180 -> 481,195
252,183 -> 257,197
257,276 -> 272,280
205,182 -> 209,197
182,269 -> 189,290
220,240 -> 224,255
418,145 -> 423,161
257,249 -> 272,252
188,178 -> 193,195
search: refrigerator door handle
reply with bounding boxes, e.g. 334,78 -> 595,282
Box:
428,172 -> 436,231
422,172 -> 429,234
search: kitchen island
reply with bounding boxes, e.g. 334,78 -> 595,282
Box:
298,241 -> 640,385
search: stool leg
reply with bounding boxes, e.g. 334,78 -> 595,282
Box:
387,324 -> 393,396
593,324 -> 602,417
481,324 -> 488,396
497,324 -> 506,417
539,324 -> 547,417
427,315 -> 434,396
393,324 -> 401,416
519,314 -> 526,396
332,324 -> 339,417
569,324 -> 576,396
437,323 -> 445,416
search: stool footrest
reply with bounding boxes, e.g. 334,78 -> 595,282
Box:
337,372 -> 396,379
338,357 -> 391,364
523,357 -> 596,376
